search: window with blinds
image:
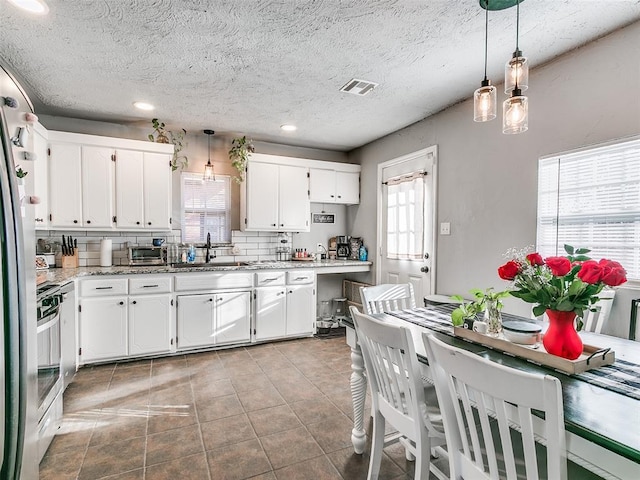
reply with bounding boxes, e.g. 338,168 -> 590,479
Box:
536,137 -> 640,280
386,173 -> 425,260
181,173 -> 231,244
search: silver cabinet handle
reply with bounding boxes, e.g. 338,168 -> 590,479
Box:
142,284 -> 159,288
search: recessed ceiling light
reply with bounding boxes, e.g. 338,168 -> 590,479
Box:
280,124 -> 297,132
7,0 -> 49,14
133,101 -> 155,111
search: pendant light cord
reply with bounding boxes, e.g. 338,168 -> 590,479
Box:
514,0 -> 520,91
483,0 -> 489,81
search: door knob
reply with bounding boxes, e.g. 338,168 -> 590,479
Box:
420,266 -> 429,273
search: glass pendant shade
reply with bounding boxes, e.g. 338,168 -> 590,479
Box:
504,51 -> 529,93
203,161 -> 215,181
502,89 -> 528,134
203,129 -> 215,181
474,83 -> 497,122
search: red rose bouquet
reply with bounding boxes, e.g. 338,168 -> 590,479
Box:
498,245 -> 627,330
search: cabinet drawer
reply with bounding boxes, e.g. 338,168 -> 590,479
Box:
286,270 -> 314,284
174,272 -> 254,292
256,271 -> 285,286
129,276 -> 172,294
80,278 -> 128,297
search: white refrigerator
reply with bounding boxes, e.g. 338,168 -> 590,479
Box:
0,64 -> 40,479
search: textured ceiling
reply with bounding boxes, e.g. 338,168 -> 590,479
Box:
1,0 -> 639,151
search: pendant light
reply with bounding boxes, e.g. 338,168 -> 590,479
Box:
474,0 -> 496,122
502,0 -> 528,134
203,129 -> 215,181
504,0 -> 528,93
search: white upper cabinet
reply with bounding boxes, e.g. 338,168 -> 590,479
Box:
81,146 -> 114,228
115,149 -> 144,228
243,160 -> 310,232
48,142 -> 83,227
47,131 -> 172,231
144,152 -> 172,230
309,168 -> 360,204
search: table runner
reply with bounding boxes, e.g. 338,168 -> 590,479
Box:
386,306 -> 640,401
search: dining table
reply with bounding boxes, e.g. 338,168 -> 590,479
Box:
344,304 -> 640,480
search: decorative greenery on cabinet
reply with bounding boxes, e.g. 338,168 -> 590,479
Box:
148,118 -> 188,171
229,136 -> 255,183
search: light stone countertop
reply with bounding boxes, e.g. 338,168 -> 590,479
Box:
36,260 -> 372,286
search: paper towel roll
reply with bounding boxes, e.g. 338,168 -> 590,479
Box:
100,239 -> 112,267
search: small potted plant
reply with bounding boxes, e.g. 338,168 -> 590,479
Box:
228,136 -> 255,184
148,118 -> 188,171
450,288 -> 509,335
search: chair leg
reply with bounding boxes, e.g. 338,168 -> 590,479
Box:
368,411 -> 386,480
414,437 -> 432,480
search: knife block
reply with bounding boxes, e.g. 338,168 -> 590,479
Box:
61,252 -> 79,269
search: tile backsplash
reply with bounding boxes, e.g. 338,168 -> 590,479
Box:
36,230 -> 289,267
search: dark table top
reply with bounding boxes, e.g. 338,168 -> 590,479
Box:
344,309 -> 640,464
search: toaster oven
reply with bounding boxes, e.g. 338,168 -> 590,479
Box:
128,246 -> 167,266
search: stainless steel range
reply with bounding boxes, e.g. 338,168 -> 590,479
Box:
36,282 -> 64,460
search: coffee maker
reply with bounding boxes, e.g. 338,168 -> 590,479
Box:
336,236 -> 350,258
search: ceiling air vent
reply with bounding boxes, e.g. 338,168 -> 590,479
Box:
340,78 -> 378,96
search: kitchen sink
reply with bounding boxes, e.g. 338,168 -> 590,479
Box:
171,262 -> 250,268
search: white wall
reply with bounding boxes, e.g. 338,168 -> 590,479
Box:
348,21 -> 640,337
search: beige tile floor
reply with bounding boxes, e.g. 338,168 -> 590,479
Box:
39,336 -> 445,480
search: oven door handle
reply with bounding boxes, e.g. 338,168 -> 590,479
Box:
37,310 -> 60,333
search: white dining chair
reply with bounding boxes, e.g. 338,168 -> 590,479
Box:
360,283 -> 416,314
350,306 -> 447,480
423,332 -> 567,480
582,289 -> 616,334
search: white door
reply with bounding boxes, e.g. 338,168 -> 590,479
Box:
214,291 -> 250,345
176,294 -> 215,349
79,297 -> 128,362
245,162 -> 279,230
128,294 -> 172,355
254,286 -> 287,341
378,146 -> 437,303
278,165 -> 310,231
81,146 -> 114,228
143,152 -> 172,230
48,142 -> 83,227
115,149 -> 145,229
285,284 -> 315,336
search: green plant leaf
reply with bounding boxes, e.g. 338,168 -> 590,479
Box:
556,299 -> 574,311
575,248 -> 591,255
568,278 -> 585,295
532,304 -> 547,317
573,255 -> 591,262
450,294 -> 465,302
564,244 -> 575,255
451,308 -> 464,327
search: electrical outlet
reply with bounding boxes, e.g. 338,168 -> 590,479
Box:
440,222 -> 451,235
316,243 -> 324,253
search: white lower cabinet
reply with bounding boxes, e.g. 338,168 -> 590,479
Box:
254,286 -> 287,341
79,296 -> 128,363
128,294 -> 172,356
177,291 -> 251,350
286,284 -> 316,336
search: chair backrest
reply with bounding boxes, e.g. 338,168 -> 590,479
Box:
582,289 -> 616,333
423,333 -> 567,480
360,283 -> 416,314
349,306 -> 440,437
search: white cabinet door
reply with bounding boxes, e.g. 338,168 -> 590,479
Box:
79,296 -> 128,362
254,287 -> 287,341
245,162 -> 279,230
143,152 -> 171,230
286,284 -> 315,336
128,294 -> 172,356
48,143 -> 83,227
176,294 -> 215,350
278,165 -> 310,231
335,171 -> 360,204
214,291 -> 250,345
32,123 -> 49,227
309,168 -> 336,203
82,146 -> 114,228
115,149 -> 145,229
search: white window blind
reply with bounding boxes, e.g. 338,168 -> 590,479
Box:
386,174 -> 425,260
537,137 -> 640,280
181,173 -> 231,244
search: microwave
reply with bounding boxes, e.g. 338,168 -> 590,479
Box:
128,246 -> 167,266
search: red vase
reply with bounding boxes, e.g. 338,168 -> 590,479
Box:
542,310 -> 583,360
